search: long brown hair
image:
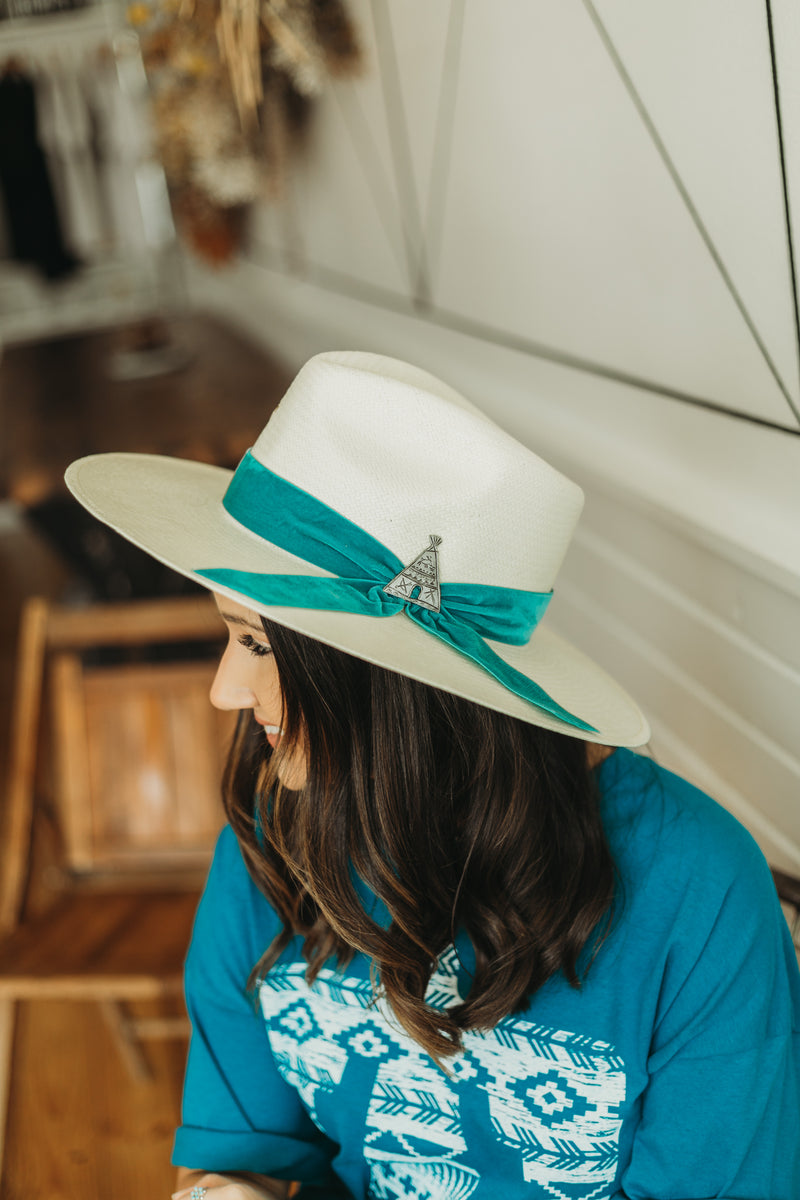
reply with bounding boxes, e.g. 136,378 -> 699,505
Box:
223,618 -> 616,1062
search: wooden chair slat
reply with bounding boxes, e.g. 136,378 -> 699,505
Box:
45,596 -> 224,649
0,893 -> 200,990
0,598 -> 50,935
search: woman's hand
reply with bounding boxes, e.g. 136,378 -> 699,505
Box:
172,1170 -> 292,1200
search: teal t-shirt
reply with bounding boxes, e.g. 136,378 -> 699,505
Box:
173,749 -> 800,1198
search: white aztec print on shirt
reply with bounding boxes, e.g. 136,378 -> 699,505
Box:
259,946 -> 626,1200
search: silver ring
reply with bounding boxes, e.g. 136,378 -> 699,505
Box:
190,1189 -> 208,1200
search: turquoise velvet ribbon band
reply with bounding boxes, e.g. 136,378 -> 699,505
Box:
197,451 -> 595,732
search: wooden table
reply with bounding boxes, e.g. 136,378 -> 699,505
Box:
0,311 -> 292,506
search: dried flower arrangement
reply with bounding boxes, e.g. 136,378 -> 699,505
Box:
128,0 -> 360,264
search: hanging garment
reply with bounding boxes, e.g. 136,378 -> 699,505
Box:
35,56 -> 106,258
0,65 -> 81,279
85,52 -> 152,255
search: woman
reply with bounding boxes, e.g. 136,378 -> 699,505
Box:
65,352 -> 799,1200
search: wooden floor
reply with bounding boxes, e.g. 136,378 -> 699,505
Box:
0,315 -> 291,1199
2,998 -> 186,1200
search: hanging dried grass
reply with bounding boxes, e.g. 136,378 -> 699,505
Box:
216,0 -> 263,132
132,0 -> 361,262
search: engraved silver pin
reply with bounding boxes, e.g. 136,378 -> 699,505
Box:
383,535 -> 442,612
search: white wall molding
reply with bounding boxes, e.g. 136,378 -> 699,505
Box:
569,524 -> 800,697
553,572 -> 800,873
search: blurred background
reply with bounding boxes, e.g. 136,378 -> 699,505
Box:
1,1 -> 799,1196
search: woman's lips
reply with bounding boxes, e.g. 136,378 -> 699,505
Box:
254,715 -> 282,747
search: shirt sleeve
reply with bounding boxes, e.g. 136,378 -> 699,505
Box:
618,813 -> 800,1200
172,825 -> 341,1189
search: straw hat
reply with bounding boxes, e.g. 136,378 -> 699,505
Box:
65,350 -> 649,746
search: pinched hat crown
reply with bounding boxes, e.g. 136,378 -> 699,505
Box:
252,352 -> 584,596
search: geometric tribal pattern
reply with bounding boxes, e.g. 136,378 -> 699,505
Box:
259,946 -> 626,1199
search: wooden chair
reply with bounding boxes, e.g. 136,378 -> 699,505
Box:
0,594 -> 235,1162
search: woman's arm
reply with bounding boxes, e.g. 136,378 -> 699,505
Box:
173,1167 -> 291,1198
173,829 -> 341,1191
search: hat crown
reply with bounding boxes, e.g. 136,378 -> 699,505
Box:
250,351 -> 583,593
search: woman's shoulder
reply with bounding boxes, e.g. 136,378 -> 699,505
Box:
597,748 -> 772,901
594,752 -> 798,1036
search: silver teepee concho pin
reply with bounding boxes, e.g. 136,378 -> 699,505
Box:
383,535 -> 442,612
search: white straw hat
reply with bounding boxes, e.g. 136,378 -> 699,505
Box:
65,350 -> 649,747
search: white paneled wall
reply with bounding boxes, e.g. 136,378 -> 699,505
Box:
552,481 -> 800,874
592,0 -> 799,411
775,1 -> 800,244
433,1 -> 792,424
188,0 -> 800,869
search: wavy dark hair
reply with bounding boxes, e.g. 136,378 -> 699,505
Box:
223,617 -> 616,1062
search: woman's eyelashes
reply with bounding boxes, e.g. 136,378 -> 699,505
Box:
237,632 -> 273,658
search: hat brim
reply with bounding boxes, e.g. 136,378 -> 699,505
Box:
65,453 -> 650,747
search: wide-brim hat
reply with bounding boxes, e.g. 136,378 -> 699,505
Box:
65,351 -> 649,747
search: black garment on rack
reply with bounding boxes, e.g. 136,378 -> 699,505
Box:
0,66 -> 80,280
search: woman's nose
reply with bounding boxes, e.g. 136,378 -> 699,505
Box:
209,643 -> 258,711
